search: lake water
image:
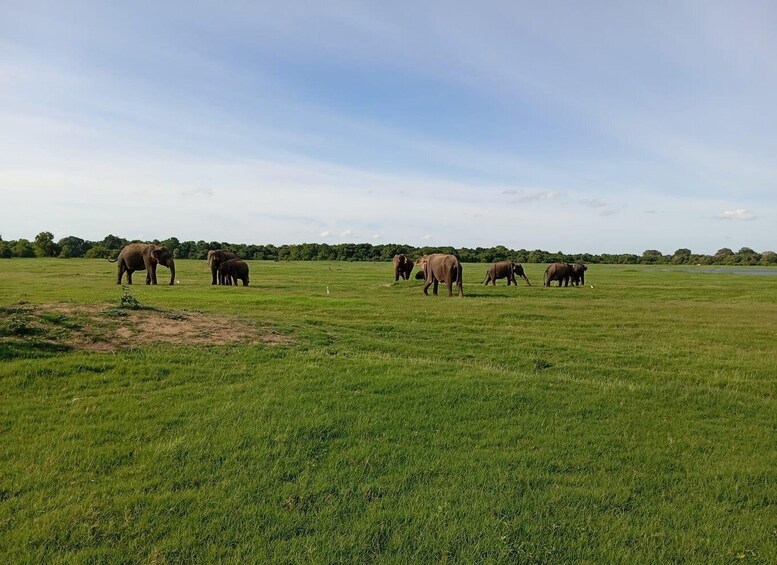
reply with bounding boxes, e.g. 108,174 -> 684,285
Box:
677,268 -> 777,276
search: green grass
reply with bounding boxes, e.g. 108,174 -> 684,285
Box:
1,259 -> 775,563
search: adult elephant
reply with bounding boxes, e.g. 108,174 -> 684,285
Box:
416,254 -> 463,297
108,243 -> 176,285
483,261 -> 531,286
544,262 -> 572,287
220,259 -> 250,286
392,254 -> 414,281
569,263 -> 588,286
207,250 -> 238,285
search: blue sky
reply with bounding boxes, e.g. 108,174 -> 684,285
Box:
1,1 -> 775,253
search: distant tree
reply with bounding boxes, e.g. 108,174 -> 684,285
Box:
733,247 -> 760,265
640,250 -> 664,264
0,241 -> 12,258
760,251 -> 777,265
13,239 -> 36,257
85,244 -> 111,259
102,234 -> 127,250
713,248 -> 734,264
34,231 -> 60,257
57,236 -> 91,257
161,237 -> 180,254
671,248 -> 692,264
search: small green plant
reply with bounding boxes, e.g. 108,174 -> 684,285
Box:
118,286 -> 143,310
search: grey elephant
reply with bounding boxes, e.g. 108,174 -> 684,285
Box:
108,243 -> 176,285
416,254 -> 463,297
483,261 -> 531,286
207,249 -> 238,285
544,262 -> 572,287
392,254 -> 414,281
569,263 -> 588,286
219,259 -> 250,286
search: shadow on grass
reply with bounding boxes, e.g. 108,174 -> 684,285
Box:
0,339 -> 72,360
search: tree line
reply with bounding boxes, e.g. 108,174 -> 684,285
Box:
1,232 -> 775,266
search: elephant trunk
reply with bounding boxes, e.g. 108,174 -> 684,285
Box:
523,275 -> 532,286
167,259 -> 176,285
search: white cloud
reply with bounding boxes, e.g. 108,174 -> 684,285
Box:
718,208 -> 756,221
340,229 -> 356,237
319,231 -> 331,237
371,233 -> 382,239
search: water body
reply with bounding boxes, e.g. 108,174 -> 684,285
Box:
677,268 -> 777,276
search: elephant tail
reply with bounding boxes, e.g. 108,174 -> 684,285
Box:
107,256 -> 119,263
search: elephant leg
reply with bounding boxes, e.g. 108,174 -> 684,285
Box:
126,270 -> 134,285
447,279 -> 453,297
433,280 -> 439,295
153,264 -> 159,285
422,279 -> 432,295
116,262 -> 124,284
211,268 -> 217,285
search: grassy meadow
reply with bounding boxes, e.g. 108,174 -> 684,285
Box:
1,258 -> 775,563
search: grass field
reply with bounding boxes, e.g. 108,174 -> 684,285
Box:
1,259 -> 775,563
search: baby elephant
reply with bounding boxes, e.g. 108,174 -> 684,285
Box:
219,259 -> 250,286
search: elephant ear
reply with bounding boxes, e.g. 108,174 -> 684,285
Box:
150,249 -> 160,264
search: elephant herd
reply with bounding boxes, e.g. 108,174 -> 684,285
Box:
110,245 -> 249,286
392,253 -> 588,298
108,244 -> 586,296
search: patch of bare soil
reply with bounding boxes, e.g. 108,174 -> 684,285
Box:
2,303 -> 291,352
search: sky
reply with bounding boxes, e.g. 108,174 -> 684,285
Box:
1,1 -> 775,254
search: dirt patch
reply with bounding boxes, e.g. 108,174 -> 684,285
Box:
0,303 -> 292,353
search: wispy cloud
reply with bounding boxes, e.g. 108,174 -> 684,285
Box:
718,209 -> 756,221
580,198 -> 607,208
502,189 -> 558,203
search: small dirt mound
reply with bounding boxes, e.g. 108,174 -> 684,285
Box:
0,303 -> 291,353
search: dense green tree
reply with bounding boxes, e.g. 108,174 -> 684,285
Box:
760,251 -> 777,265
671,248 -> 692,264
0,241 -> 12,258
57,236 -> 91,257
640,250 -> 664,264
714,248 -> 734,263
102,234 -> 127,250
34,231 -> 60,257
13,239 -> 36,257
85,244 -> 111,259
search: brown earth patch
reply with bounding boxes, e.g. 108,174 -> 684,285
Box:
0,303 -> 292,352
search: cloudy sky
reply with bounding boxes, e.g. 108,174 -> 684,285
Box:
1,1 -> 775,253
